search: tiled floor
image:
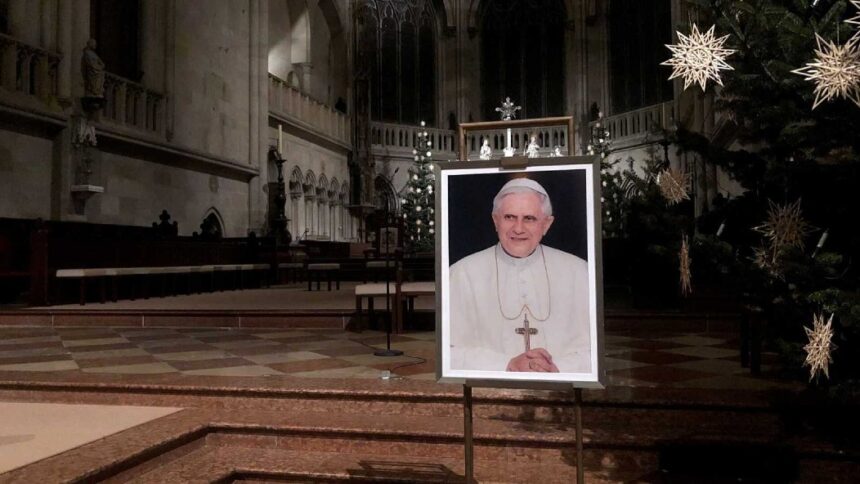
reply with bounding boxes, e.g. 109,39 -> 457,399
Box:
0,326 -> 799,390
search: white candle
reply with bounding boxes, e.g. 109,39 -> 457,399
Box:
506,128 -> 512,150
278,124 -> 283,153
716,221 -> 725,237
816,229 -> 829,249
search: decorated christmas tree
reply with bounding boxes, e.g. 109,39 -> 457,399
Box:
673,0 -> 860,387
401,121 -> 436,252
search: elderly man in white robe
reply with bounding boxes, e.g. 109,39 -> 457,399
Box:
449,178 -> 591,373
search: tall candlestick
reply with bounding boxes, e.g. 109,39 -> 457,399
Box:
278,124 -> 283,153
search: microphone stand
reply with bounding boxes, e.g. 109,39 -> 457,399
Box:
375,192 -> 403,357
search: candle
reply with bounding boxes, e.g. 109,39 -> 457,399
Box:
716,221 -> 725,237
278,124 -> 283,153
816,229 -> 829,249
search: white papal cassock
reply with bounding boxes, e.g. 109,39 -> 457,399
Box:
449,244 -> 591,373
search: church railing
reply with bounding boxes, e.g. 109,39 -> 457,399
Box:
268,74 -> 350,147
370,121 -> 457,158
102,72 -> 165,135
599,101 -> 675,144
460,124 -> 571,160
0,33 -> 61,101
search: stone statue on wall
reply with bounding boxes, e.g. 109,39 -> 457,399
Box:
81,39 -> 105,98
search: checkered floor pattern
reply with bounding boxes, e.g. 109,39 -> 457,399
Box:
0,327 -> 796,389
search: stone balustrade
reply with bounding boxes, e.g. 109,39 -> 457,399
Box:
461,125 -> 571,160
0,33 -> 60,100
370,121 -> 457,158
600,101 -> 675,143
268,74 -> 350,146
103,73 -> 165,135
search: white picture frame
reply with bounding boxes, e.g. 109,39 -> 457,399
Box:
435,157 -> 604,388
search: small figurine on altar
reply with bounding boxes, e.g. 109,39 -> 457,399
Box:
479,138 -> 492,160
552,145 -> 563,157
524,135 -> 540,158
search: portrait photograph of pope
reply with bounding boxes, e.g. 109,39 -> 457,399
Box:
439,163 -> 602,384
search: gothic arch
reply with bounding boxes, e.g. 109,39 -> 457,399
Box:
303,170 -> 316,196
289,166 -> 303,196
329,177 -> 340,200
200,207 -> 225,238
374,175 -> 398,213
316,174 -> 329,202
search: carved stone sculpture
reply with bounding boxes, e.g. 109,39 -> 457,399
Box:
81,39 -> 105,98
479,138 -> 492,160
525,135 -> 540,158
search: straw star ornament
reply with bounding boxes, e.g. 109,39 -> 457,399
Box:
662,24 -> 736,91
679,235 -> 692,296
848,1 -> 860,30
791,34 -> 860,109
803,313 -> 836,382
754,199 -> 816,254
657,168 -> 691,205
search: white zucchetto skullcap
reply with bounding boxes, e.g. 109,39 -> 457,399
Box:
493,178 -> 552,216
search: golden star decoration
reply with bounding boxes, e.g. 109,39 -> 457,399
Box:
657,168 -> 691,205
804,313 -> 836,382
679,235 -> 692,296
662,23 -> 736,91
791,34 -> 860,109
753,199 -> 816,254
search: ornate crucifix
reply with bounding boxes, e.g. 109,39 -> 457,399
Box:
515,313 -> 538,352
495,97 -> 521,157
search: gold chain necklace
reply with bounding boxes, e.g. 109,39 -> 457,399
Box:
494,244 -> 551,322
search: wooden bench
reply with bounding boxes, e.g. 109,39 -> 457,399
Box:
56,263 -> 271,305
306,263 -> 341,291
354,282 -> 397,331
277,262 -> 306,284
396,281 -> 436,333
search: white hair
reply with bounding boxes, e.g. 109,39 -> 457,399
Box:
492,186 -> 553,217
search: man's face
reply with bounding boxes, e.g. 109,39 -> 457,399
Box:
492,191 -> 554,258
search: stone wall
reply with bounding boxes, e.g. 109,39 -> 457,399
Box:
0,130 -> 54,220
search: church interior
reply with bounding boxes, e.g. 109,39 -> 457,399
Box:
1,0 -> 859,482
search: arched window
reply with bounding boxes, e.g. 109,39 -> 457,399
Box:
355,0 -> 437,126
479,0 -> 566,120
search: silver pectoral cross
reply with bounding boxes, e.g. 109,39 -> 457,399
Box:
515,313 -> 538,352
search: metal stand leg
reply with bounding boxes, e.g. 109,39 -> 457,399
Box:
574,388 -> 584,484
464,384 -> 474,484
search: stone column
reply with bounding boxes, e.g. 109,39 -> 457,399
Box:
70,0 -> 90,99
56,0 -> 72,99
40,0 -> 56,51
247,0 -> 269,236
567,0 -> 586,154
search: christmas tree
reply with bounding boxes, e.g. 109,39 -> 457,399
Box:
401,121 -> 436,252
674,0 -> 860,387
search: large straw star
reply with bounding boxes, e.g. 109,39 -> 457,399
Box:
848,1 -> 860,30
791,34 -> 860,109
662,24 -> 736,91
753,199 -> 816,254
803,313 -> 836,382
